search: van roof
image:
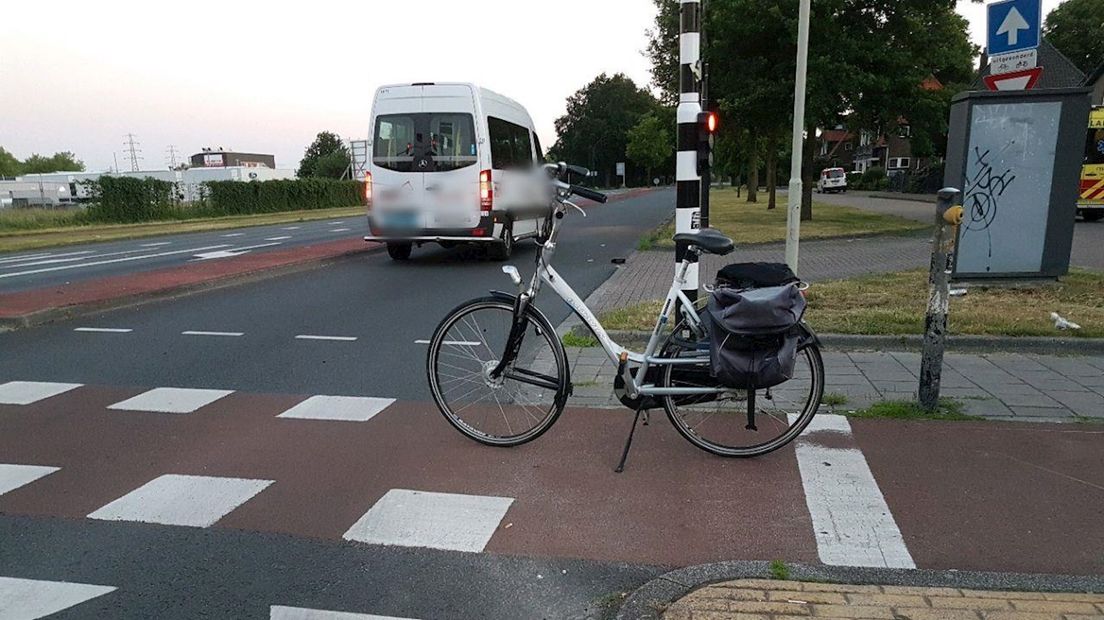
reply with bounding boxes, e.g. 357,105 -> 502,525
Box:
375,82 -> 529,116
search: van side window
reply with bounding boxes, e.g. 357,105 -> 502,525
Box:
489,116 -> 534,170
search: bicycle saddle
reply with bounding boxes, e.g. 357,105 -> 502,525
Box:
673,228 -> 735,256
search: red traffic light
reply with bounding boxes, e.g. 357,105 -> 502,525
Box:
706,112 -> 718,133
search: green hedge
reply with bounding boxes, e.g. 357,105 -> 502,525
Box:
201,179 -> 363,216
83,176 -> 180,223
80,177 -> 364,224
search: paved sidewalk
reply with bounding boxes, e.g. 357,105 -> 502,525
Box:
663,579 -> 1104,620
565,346 -> 1104,421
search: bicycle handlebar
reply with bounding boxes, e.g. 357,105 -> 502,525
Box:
570,185 -> 608,203
543,162 -> 608,204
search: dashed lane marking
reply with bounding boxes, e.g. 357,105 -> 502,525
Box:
140,242 -> 172,248
791,414 -> 915,569
181,331 -> 245,337
106,387 -> 234,414
0,244 -> 232,280
221,233 -> 246,237
265,236 -> 293,241
276,395 -> 395,422
330,228 -> 352,233
295,335 -> 358,342
270,606 -> 417,620
0,576 -> 116,620
0,464 -> 60,497
0,381 -> 82,405
282,227 -> 301,231
88,474 -> 273,528
343,489 -> 513,553
73,328 -> 133,333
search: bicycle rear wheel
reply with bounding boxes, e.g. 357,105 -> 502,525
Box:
660,322 -> 824,458
426,297 -> 569,447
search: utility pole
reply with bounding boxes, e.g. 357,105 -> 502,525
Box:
784,0 -> 812,273
165,145 -> 180,170
123,133 -> 142,172
676,0 -> 705,314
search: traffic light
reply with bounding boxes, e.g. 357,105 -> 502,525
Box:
697,111 -> 718,176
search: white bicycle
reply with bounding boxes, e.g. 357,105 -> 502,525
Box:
426,163 -> 824,459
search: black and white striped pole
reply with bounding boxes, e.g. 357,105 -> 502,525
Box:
676,0 -> 705,312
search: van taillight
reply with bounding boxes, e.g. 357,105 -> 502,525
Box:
364,172 -> 372,209
479,170 -> 493,213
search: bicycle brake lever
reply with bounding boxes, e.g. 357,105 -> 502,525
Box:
564,200 -> 587,217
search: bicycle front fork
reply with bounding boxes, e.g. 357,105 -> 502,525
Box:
488,293 -> 532,379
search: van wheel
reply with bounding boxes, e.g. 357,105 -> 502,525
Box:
488,225 -> 513,261
387,243 -> 412,261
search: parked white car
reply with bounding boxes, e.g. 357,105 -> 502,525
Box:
816,167 -> 848,194
364,82 -> 549,261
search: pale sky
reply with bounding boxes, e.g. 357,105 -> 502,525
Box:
0,1 -> 1067,173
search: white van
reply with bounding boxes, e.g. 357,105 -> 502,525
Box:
364,82 -> 549,261
816,167 -> 848,194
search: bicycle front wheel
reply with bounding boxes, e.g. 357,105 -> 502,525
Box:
660,324 -> 825,458
426,297 -> 569,447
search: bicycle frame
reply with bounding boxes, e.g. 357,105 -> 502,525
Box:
497,190 -> 725,399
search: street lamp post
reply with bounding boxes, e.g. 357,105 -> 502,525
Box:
785,0 -> 812,273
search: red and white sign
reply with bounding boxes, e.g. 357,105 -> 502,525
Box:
983,67 -> 1043,91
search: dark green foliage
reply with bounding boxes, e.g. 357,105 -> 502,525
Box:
298,131 -> 350,179
852,167 -> 888,191
202,179 -> 363,216
0,148 -> 85,176
83,176 -> 179,223
1044,0 -> 1104,75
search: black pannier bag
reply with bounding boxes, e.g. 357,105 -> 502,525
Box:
705,282 -> 807,390
716,262 -> 799,290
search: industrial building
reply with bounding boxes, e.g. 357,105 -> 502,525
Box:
189,148 -> 276,169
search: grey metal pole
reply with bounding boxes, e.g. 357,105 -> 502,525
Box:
676,0 -> 704,317
784,0 -> 811,273
918,187 -> 964,411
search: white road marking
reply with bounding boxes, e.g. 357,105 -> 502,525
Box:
277,395 -> 395,422
790,414 -> 915,568
0,576 -> 116,619
343,489 -> 513,552
0,244 -> 232,279
192,242 -> 281,261
265,236 -> 293,241
107,387 -> 234,414
270,606 -> 416,620
221,233 -> 246,237
0,464 -> 60,496
141,242 -> 173,247
0,252 -> 55,265
331,221 -> 346,225
74,328 -> 133,333
330,228 -> 351,233
88,474 -> 273,527
0,381 -> 82,405
295,335 -> 358,342
181,331 -> 245,337
282,226 -> 301,230
414,339 -> 480,346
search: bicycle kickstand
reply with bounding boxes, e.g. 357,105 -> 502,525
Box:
614,406 -> 646,474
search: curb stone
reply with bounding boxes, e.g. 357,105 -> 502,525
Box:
568,325 -> 1104,356
616,561 -> 1104,620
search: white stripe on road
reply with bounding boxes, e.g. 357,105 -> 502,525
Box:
88,474 -> 273,527
221,233 -> 246,237
330,228 -> 351,233
296,335 -> 358,342
0,577 -> 117,620
107,387 -> 234,414
271,606 -> 416,620
277,395 -> 395,422
0,381 -> 83,405
0,463 -> 61,496
74,327 -> 133,333
265,236 -> 293,241
141,242 -> 173,247
0,244 -> 232,279
182,331 -> 245,337
282,226 -> 301,230
414,339 -> 480,346
791,414 -> 915,568
0,252 -> 55,265
343,489 -> 513,553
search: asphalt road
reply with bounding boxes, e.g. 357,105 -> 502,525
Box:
0,190 -> 674,398
0,215 -> 368,294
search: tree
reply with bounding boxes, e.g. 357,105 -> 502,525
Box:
1044,0 -> 1104,75
626,113 -> 674,182
551,74 -> 660,187
298,131 -> 349,178
21,151 -> 85,174
646,0 -> 977,219
0,147 -> 22,177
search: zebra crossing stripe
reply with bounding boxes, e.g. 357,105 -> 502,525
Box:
270,606 -> 417,620
343,489 -> 513,553
277,395 -> 395,422
0,381 -> 82,405
88,474 -> 273,527
0,464 -> 60,497
106,387 -> 234,414
0,576 -> 116,619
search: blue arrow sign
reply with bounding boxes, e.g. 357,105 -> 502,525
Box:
988,0 -> 1041,56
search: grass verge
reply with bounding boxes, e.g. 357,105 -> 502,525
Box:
562,332 -> 600,348
0,206 -> 365,253
850,399 -> 982,421
599,269 -> 1104,338
637,188 -> 925,249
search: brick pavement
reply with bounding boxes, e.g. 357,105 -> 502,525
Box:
663,579 -> 1104,620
